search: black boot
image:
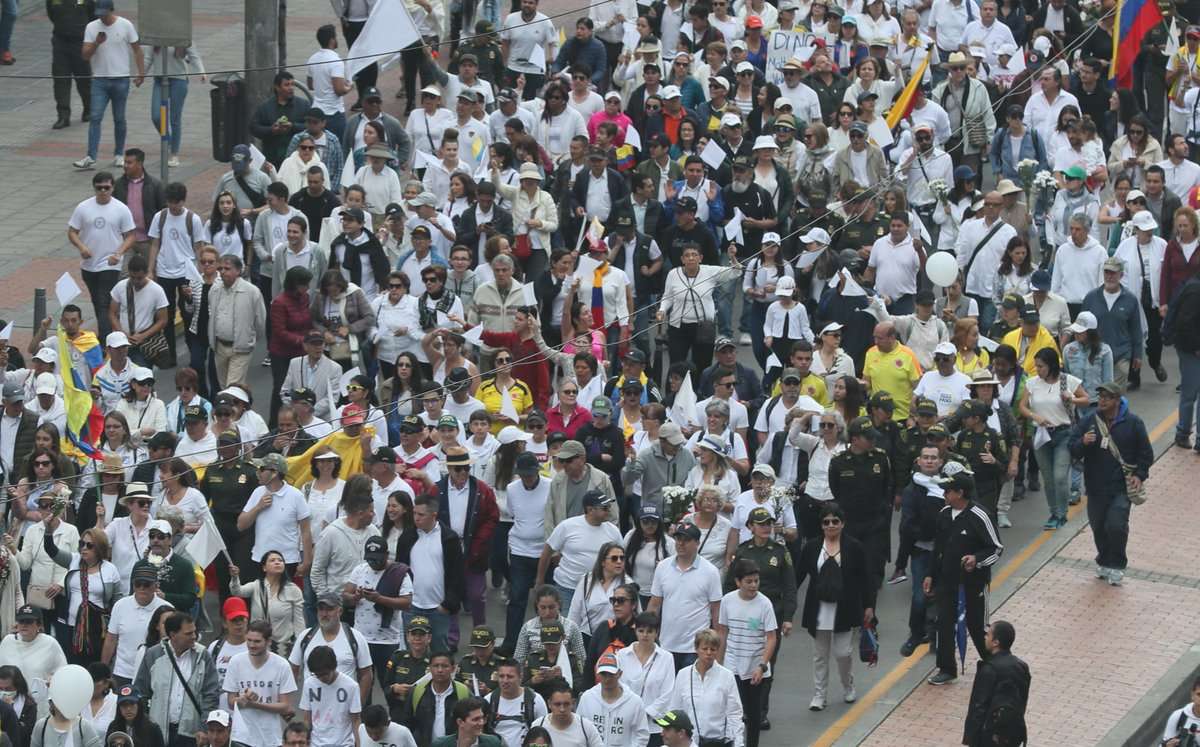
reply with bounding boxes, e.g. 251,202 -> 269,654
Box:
52,113 -> 70,130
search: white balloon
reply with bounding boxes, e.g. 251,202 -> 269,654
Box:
47,664 -> 92,720
925,251 -> 959,287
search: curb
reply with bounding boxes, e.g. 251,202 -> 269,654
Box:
1098,643 -> 1200,747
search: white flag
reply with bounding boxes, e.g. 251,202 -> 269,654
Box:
499,385 -> 519,423
669,373 -> 699,428
624,124 -> 642,151
181,512 -> 227,568
0,321 -> 12,342
463,325 -> 484,345
346,0 -> 420,79
54,272 -> 82,308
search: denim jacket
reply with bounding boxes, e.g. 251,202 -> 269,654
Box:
1062,340 -> 1113,403
989,127 -> 1048,187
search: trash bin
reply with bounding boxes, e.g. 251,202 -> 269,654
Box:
210,73 -> 247,163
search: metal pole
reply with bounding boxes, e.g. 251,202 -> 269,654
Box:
245,0 -> 281,125
159,49 -> 169,183
33,288 -> 46,331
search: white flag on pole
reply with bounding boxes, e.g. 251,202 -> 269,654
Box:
499,385 -> 520,423
669,373 -> 699,428
346,0 -> 421,80
181,512 -> 227,568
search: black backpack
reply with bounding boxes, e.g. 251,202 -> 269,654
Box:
487,686 -> 537,736
984,671 -> 1024,743
815,552 -> 842,603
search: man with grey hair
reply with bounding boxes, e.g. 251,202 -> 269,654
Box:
206,254 -> 266,389
1050,212 -> 1108,318
1081,257 -> 1143,387
623,422 -> 697,514
685,397 -> 751,476
467,253 -> 525,369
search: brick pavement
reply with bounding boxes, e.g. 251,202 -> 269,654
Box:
859,447 -> 1200,746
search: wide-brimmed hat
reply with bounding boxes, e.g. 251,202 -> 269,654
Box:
995,179 -> 1023,196
518,163 -> 541,181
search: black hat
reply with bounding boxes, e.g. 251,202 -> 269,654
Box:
408,615 -> 432,633
625,348 -> 648,364
371,446 -> 398,463
1001,293 -> 1023,310
747,507 -> 774,525
847,415 -> 877,438
385,202 -> 405,218
515,451 -> 541,477
675,196 -> 698,213
411,225 -> 432,239
540,623 -> 564,643
470,626 -> 496,646
914,289 -> 936,306
147,431 -> 178,451
655,710 -> 694,734
731,155 -> 753,171
914,398 -> 938,417
183,404 -> 206,421
291,387 -> 317,404
342,206 -> 366,223
673,522 -> 702,541
14,605 -> 38,623
217,428 -> 241,445
868,391 -> 894,412
131,560 -> 159,585
400,415 -> 425,434
964,399 -> 990,418
364,536 -> 387,557
583,490 -> 614,509
362,86 -> 383,101
614,213 -> 634,229
1021,306 -> 1041,324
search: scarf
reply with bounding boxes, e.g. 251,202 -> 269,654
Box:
73,557 -> 92,655
911,471 -> 945,498
591,260 -> 609,331
417,289 -> 459,331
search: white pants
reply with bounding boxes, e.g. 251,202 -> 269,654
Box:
997,480 -> 1014,517
812,630 -> 854,698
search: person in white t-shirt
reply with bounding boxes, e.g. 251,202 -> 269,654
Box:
68,172 -> 136,340
716,560 -> 778,747
108,255 -> 169,368
538,492 -> 623,611
78,0 -> 146,169
299,645 -> 363,747
488,660 -> 548,747
530,680 -> 603,747
913,342 -> 973,417
346,536 -> 413,683
207,597 -> 250,685
238,452 -> 314,572
103,561 -> 173,684
147,181 -> 207,366
502,0 -> 558,99
359,703 -> 419,747
224,621 -> 297,747
288,593 -> 374,703
307,24 -> 353,139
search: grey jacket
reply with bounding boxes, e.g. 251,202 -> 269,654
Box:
134,641 -> 221,738
30,717 -> 101,747
310,518 -> 374,597
621,441 -> 697,513
343,111 -> 413,169
206,277 -> 267,352
271,241 -> 329,297
543,465 -> 617,538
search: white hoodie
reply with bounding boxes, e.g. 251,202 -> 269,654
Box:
576,683 -> 651,747
615,644 -> 676,735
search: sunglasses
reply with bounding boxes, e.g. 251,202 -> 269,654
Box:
299,145 -> 316,151
423,276 -> 441,283
34,460 -> 53,467
148,532 -> 169,540
132,580 -> 155,588
388,283 -> 406,289
839,111 -> 854,116
822,518 -> 843,526
607,555 -> 625,562
347,384 -> 366,392
717,381 -> 735,388
132,499 -> 151,508
561,388 -> 578,395
495,357 -> 512,364
94,184 -> 112,191
645,105 -> 661,111
819,422 -> 837,429
824,330 -> 842,337
79,541 -> 95,550
610,596 -> 632,604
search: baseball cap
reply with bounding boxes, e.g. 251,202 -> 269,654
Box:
1063,165 -> 1087,181
408,615 -> 432,633
747,507 -> 774,525
420,84 -> 442,97
2,382 -> 24,403
497,425 -> 532,445
253,452 -> 288,474
1001,293 -> 1024,310
1066,311 -> 1098,334
926,423 -> 950,439
515,451 -> 541,476
869,391 -> 895,412
1103,256 -> 1125,273
1021,307 -> 1041,324
596,652 -> 620,674
222,597 -> 249,621
582,490 -> 614,509
849,121 -> 868,135
914,397 -> 938,417
591,396 -> 613,415
182,404 -> 206,421
673,522 -> 702,541
34,372 -> 57,396
130,560 -> 158,585
540,622 -> 565,643
847,415 -> 876,438
780,367 -> 802,384
437,414 -> 460,430
15,605 -> 38,623
933,341 -> 957,358
341,403 -> 367,426
675,196 -> 699,213
32,346 -> 57,364
206,710 -> 232,728
106,331 -> 130,348
936,467 -> 975,491
715,336 -> 736,351
131,366 -> 155,383
638,504 -> 662,522
497,87 -> 518,102
362,86 -> 382,101
720,112 -> 743,128
316,592 -> 343,609
660,85 -> 682,100
217,428 -> 241,445
751,463 -> 776,479
370,446 -> 398,463
470,626 -> 496,647
115,686 -> 141,704
364,536 -> 388,558
557,440 -> 586,459
658,422 -> 686,446
800,227 -> 831,245
656,710 -> 694,732
775,275 -> 796,296
1097,381 -> 1125,397
230,144 -> 251,173
1130,211 -> 1158,232
147,519 -> 173,536
1030,269 -> 1051,291
291,387 -> 317,404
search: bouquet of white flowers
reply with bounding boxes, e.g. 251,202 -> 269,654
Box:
768,485 -> 799,543
1031,170 -> 1057,190
661,486 -> 697,526
927,178 -> 950,203
1016,159 -> 1040,192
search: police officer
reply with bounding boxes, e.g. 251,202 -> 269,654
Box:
838,188 -> 887,260
866,391 -> 906,500
925,465 -> 1003,686
456,626 -> 509,696
384,615 -> 433,722
954,399 -> 1008,524
47,0 -> 94,129
448,20 -> 506,88
828,416 -> 894,592
788,189 -> 844,262
725,507 -> 797,730
897,398 -> 941,490
523,623 -> 580,699
926,423 -> 968,470
988,293 -> 1024,342
199,429 -> 258,600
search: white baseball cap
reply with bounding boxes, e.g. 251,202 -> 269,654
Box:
106,331 -> 129,348
32,346 -> 57,364
1130,210 -> 1157,232
735,60 -> 755,74
35,372 -> 57,396
660,85 -> 682,100
1066,311 -> 1099,334
775,276 -> 797,296
206,710 -> 231,728
933,341 -> 957,357
800,227 -> 831,245
762,232 -> 782,245
497,425 -> 532,445
720,112 -> 742,128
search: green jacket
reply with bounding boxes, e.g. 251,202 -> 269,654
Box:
158,552 -> 200,613
724,539 -> 798,623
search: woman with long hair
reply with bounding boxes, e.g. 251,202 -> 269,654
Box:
748,82 -> 781,140
568,543 -> 634,641
153,458 -> 208,537
684,484 -> 735,572
1018,347 -> 1089,529
831,16 -> 867,75
94,411 -> 146,484
381,350 -> 427,433
380,490 -> 414,562
336,373 -> 387,435
180,245 -> 220,401
624,507 -> 673,609
206,190 -> 252,265
9,446 -> 70,539
933,165 -> 982,253
304,449 -> 345,538
106,684 -> 166,747
44,524 -> 121,664
993,237 -> 1035,304
444,172 -> 477,225
1062,310 -> 1114,504
583,580 -> 639,687
132,605 -> 176,676
228,549 -> 306,653
486,142 -> 520,212
858,0 -> 900,49
421,329 -> 480,390
828,375 -> 866,430
1160,207 -> 1200,318
671,117 -> 703,162
74,454 -> 126,531
1099,174 -> 1133,249
1106,113 -> 1161,189
83,662 -> 117,735
1046,105 -> 1081,167
828,102 -> 857,151
1106,88 -> 1141,144
0,665 -> 38,745
559,299 -> 607,367
812,325 -> 857,392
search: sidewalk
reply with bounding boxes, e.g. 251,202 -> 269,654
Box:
856,446 -> 1200,746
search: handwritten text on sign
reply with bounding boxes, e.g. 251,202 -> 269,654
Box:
765,30 -> 818,86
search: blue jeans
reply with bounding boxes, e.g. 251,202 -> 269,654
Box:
886,294 -> 915,315
1087,491 -> 1130,570
88,77 -> 130,160
325,112 -> 347,146
302,575 -> 318,629
972,296 -> 997,336
405,608 -> 451,653
1178,350 -> 1200,440
150,77 -> 189,155
671,651 -> 697,671
506,554 -> 539,645
1034,426 -> 1072,519
713,255 -> 739,339
0,0 -> 15,53
907,549 -> 932,643
555,583 -> 576,615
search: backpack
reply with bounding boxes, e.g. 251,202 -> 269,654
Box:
487,686 -> 537,734
155,208 -> 198,245
299,622 -> 360,663
815,551 -> 842,603
983,670 -> 1025,742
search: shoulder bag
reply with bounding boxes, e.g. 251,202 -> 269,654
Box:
690,667 -> 732,747
126,282 -> 170,367
513,206 -> 535,260
162,641 -> 206,716
1094,416 -> 1146,504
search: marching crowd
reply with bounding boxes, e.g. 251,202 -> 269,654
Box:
5,0 -> 1200,744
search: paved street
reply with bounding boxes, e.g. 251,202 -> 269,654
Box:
0,1 -> 1194,744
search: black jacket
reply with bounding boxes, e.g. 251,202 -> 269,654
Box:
607,231 -> 665,298
329,232 -> 391,292
698,361 -> 763,402
1030,3 -> 1084,40
930,502 -> 1003,591
898,478 -> 943,559
455,204 -> 514,264
569,168 -> 631,233
575,422 -> 627,496
113,174 -> 166,235
1166,276 -> 1200,354
963,650 -> 1031,746
395,525 -> 466,614
794,534 -> 875,635
289,189 -> 341,241
613,196 -> 665,247
1068,400 -> 1152,494
46,0 -> 95,37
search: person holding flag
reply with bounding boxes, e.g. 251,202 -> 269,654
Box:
42,304 -> 106,461
572,215 -> 633,364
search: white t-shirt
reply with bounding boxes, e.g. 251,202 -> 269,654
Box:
69,197 -> 136,273
501,11 -> 556,73
347,564 -> 412,644
650,555 -> 723,653
730,491 -> 797,544
83,16 -> 138,78
107,595 -> 173,678
148,209 -> 206,279
224,652 -> 297,747
718,590 -> 777,679
357,722 -> 419,747
307,48 -> 347,115
245,484 -> 313,563
1026,373 -> 1082,428
913,370 -> 973,416
207,637 -> 249,685
546,516 -> 624,589
288,624 -> 373,682
492,690 -> 549,747
695,396 -> 749,434
110,278 -> 169,335
529,715 -> 604,747
506,476 -> 551,558
300,671 -> 362,747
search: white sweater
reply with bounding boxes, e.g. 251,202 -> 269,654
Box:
576,685 -> 651,747
615,644 -> 676,735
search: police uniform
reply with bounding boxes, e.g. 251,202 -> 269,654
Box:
384,647 -> 431,723
828,418 -> 894,591
456,626 -> 508,695
47,0 -> 95,125
199,438 -> 258,596
838,212 -> 887,257
955,406 -> 1008,522
523,623 -> 581,699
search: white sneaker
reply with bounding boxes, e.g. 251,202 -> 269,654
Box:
167,156 -> 181,168
1095,564 -> 1108,580
738,332 -> 752,346
111,155 -> 124,167
844,685 -> 857,703
1108,569 -> 1124,586
808,695 -> 825,711
998,513 -> 1012,528
73,156 -> 96,169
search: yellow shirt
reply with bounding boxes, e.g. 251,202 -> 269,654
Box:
478,378 -> 533,434
1001,326 -> 1060,376
955,348 -> 990,376
771,373 -> 831,406
863,344 -> 923,421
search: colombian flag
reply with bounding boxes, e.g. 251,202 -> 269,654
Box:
57,327 -> 105,461
886,49 -> 932,130
1110,0 -> 1163,89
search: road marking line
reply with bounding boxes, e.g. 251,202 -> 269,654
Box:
810,409 -> 1178,746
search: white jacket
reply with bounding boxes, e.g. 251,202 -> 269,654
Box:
370,293 -> 423,366
615,644 -> 676,735
1051,236 -> 1107,304
576,685 -> 651,747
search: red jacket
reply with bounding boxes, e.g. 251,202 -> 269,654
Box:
479,331 -> 550,410
546,405 -> 591,439
427,476 -> 499,571
269,289 -> 313,358
1160,239 -> 1200,307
